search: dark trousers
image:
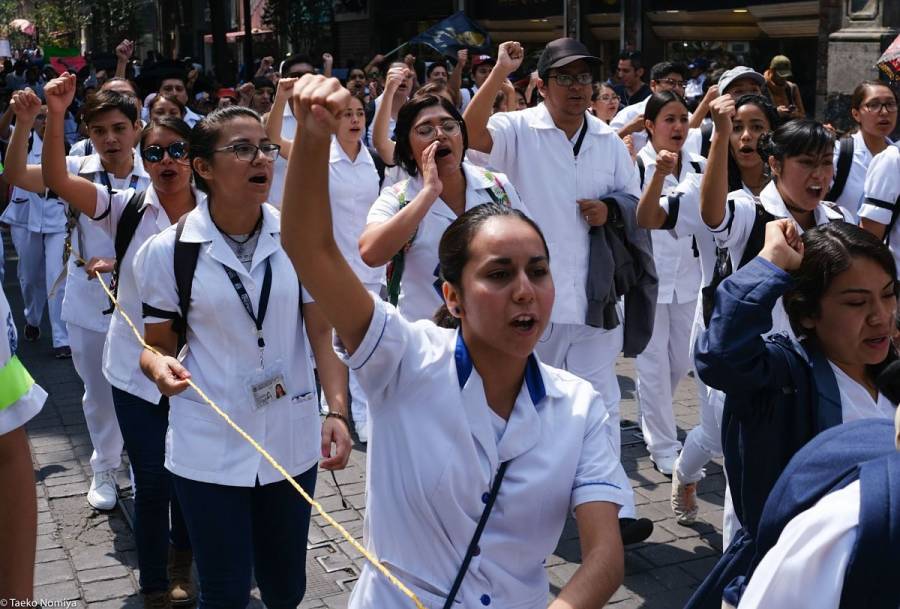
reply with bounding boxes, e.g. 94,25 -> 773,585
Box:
173,465 -> 317,609
111,387 -> 191,594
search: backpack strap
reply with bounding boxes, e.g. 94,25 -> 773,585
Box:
385,178 -> 414,306
690,160 -> 703,174
700,121 -> 714,158
738,202 -> 777,269
636,156 -> 645,190
825,135 -> 854,203
172,214 -> 201,348
102,190 -> 148,314
885,195 -> 900,246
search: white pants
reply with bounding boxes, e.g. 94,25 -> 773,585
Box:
67,323 -> 122,473
10,227 -> 68,347
535,322 -> 635,518
349,369 -> 368,426
635,300 -> 695,459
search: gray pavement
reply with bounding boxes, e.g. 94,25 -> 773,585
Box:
5,236 -> 725,609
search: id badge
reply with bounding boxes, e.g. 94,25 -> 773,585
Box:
246,362 -> 287,411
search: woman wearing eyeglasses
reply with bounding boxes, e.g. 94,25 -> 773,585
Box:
134,106 -> 353,609
590,82 -> 620,124
358,93 -> 528,322
832,81 -> 897,220
42,75 -> 198,609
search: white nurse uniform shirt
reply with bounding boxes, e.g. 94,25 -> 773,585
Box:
338,297 -> 633,609
858,144 -> 900,272
366,161 -> 527,322
136,200 -> 320,486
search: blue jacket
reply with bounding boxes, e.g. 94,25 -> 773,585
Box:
723,418 -> 900,609
687,256 -> 849,609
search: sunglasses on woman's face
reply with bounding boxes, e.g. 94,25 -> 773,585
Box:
141,141 -> 189,163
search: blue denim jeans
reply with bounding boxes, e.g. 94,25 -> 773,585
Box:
111,387 -> 191,594
173,466 -> 317,609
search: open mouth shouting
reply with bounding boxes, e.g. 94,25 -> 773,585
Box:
510,313 -> 538,334
435,146 -> 453,159
248,173 -> 269,186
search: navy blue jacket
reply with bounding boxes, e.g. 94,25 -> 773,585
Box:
723,418 -> 900,609
686,256 -> 855,609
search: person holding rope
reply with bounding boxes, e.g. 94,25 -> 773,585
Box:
42,72 -> 198,609
281,72 -> 631,609
136,105 -> 352,609
2,87 -> 150,513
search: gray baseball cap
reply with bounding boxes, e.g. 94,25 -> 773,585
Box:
718,66 -> 765,94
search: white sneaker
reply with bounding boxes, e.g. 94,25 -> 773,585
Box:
87,469 -> 119,511
650,453 -> 677,476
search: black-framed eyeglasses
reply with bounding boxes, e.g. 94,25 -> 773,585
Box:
141,141 -> 189,163
413,119 -> 462,139
549,73 -> 593,87
214,142 -> 281,162
863,100 -> 898,113
656,77 -> 686,90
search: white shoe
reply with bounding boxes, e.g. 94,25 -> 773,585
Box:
87,469 -> 119,511
650,453 -> 677,476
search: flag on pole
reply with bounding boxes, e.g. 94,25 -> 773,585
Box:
410,12 -> 491,58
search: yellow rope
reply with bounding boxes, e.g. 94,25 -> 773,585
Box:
86,263 -> 425,609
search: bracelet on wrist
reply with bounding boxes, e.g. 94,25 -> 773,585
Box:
324,412 -> 350,428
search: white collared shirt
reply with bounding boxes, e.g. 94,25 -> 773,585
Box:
90,183 -> 205,404
487,103 -> 640,324
268,102 -> 297,208
710,181 -> 851,336
830,131 -> 893,221
611,97 -> 650,153
338,297 -> 632,609
366,161 -> 528,322
135,200 -> 320,486
828,362 -> 896,423
858,143 -> 900,272
60,152 -> 151,333
365,93 -> 397,150
0,131 -> 67,233
637,143 -> 704,304
328,137 -> 384,287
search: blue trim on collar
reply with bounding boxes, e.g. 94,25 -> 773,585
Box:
454,333 -> 547,405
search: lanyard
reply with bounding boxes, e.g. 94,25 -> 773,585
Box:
223,259 -> 272,364
572,115 -> 589,158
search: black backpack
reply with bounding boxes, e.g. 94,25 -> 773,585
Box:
699,121 -> 713,159
701,201 -> 776,326
825,134 -> 854,203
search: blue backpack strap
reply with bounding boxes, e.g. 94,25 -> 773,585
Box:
839,452 -> 900,609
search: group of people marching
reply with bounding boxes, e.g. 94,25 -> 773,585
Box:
1,32 -> 899,609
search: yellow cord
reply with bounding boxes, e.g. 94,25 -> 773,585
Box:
87,264 -> 425,609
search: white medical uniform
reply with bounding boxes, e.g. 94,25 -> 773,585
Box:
737,481 -> 860,609
367,161 -> 527,323
858,143 -> 900,271
486,103 -> 639,472
62,152 -> 150,474
0,131 -> 69,347
329,136 -> 383,433
268,102 -> 297,208
830,131 -> 893,221
0,286 -> 47,436
611,97 -> 650,154
136,201 -> 320,486
634,144 -> 703,462
89,183 -> 204,404
338,296 -> 633,609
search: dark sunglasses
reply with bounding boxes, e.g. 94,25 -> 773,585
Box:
141,141 -> 189,163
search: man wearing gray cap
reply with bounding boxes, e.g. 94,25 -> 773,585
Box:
464,37 -> 653,545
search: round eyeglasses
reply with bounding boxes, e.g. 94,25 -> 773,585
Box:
413,119 -> 462,140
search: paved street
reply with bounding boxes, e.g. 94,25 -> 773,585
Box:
6,237 -> 726,609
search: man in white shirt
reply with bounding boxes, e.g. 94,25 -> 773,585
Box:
458,54 -> 494,111
464,37 -> 652,545
364,61 -> 414,147
611,61 -> 689,153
